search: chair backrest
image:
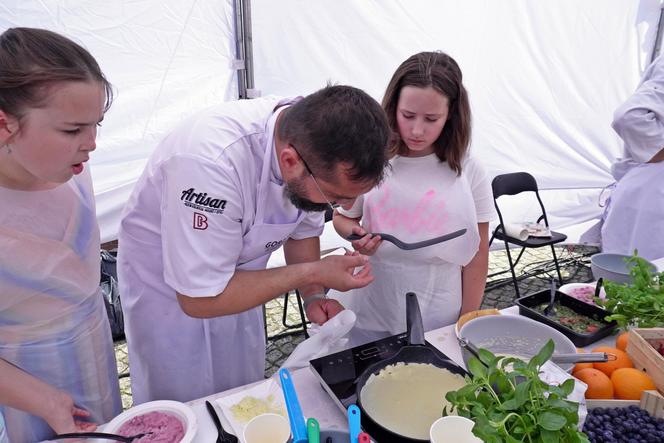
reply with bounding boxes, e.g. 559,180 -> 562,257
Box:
491,172 -> 551,227
492,172 -> 538,197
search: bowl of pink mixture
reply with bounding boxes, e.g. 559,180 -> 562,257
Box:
558,282 -> 606,306
103,400 -> 197,443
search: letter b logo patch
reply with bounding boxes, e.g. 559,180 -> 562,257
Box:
193,212 -> 208,230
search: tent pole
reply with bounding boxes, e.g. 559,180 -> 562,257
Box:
652,4 -> 664,62
232,0 -> 257,99
242,0 -> 257,97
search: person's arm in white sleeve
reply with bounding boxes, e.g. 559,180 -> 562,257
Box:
332,195 -> 382,255
177,249 -> 374,319
460,222 -> 490,315
460,158 -> 495,315
0,359 -> 97,434
612,56 -> 664,163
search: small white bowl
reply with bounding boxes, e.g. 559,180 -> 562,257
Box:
430,416 -> 481,443
243,413 -> 290,443
102,400 -> 197,443
558,282 -> 605,305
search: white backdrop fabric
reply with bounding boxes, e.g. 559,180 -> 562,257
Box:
1,1 -> 662,244
252,0 -> 663,245
1,0 -> 238,242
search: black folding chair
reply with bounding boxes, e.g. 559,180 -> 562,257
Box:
489,172 -> 567,298
264,290 -> 309,341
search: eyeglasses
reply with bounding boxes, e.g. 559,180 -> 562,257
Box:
289,144 -> 340,210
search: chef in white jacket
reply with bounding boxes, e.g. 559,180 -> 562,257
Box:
600,55 -> 664,260
117,85 -> 390,403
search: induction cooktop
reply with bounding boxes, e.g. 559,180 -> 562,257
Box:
309,331 -> 444,412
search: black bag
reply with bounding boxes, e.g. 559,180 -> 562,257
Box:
100,250 -> 125,341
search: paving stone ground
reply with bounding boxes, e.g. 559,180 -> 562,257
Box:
113,244 -> 598,409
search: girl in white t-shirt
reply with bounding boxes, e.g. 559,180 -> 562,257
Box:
0,27 -> 121,442
331,51 -> 495,334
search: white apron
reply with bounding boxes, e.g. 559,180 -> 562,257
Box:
0,178 -> 121,443
601,161 -> 664,261
331,156 -> 480,335
120,117 -> 306,404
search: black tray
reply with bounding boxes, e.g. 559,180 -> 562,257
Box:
515,289 -> 618,347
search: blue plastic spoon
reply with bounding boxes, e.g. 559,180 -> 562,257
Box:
279,368 -> 308,443
347,404 -> 361,443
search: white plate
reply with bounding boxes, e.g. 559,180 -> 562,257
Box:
101,400 -> 197,443
215,377 -> 287,440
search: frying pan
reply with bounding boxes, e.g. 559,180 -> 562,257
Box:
355,292 -> 468,442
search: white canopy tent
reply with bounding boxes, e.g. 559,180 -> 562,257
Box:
2,0 -> 662,245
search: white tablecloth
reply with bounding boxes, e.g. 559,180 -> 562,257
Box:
186,309 -> 616,442
170,257 -> 664,441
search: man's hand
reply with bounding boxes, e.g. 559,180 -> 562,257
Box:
317,252 -> 373,291
305,298 -> 345,325
349,226 -> 382,256
43,389 -> 97,434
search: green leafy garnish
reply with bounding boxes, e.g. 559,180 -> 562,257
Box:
443,340 -> 589,443
598,251 -> 664,329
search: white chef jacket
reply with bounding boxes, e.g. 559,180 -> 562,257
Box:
611,55 -> 664,181
580,56 -> 664,248
117,97 -> 324,404
599,56 -> 664,259
329,154 -> 495,334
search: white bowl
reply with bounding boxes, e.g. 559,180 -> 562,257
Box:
558,282 -> 605,305
590,253 -> 656,284
102,400 -> 197,443
430,416 -> 481,443
458,314 -> 577,371
243,413 -> 290,443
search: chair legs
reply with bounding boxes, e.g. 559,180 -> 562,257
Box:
503,239 -> 522,298
500,242 -> 565,299
265,290 -> 309,341
282,290 -> 309,339
550,244 -> 564,286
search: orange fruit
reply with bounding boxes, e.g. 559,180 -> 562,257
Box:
573,362 -> 594,374
574,368 -> 614,399
572,348 -> 593,374
611,368 -> 656,400
591,346 -> 633,377
615,331 -> 629,352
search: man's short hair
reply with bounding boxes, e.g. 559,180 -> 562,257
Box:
277,85 -> 390,185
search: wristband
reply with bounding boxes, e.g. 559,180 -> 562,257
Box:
302,292 -> 327,310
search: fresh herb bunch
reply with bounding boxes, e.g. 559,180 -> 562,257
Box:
443,340 -> 589,443
598,252 -> 664,329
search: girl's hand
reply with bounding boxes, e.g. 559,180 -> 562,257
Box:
349,226 -> 382,256
44,389 -> 97,434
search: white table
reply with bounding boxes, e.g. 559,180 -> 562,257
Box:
186,310 -> 616,441
181,257 -> 664,441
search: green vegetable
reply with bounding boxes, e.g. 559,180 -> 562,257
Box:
443,340 -> 589,443
598,251 -> 664,329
